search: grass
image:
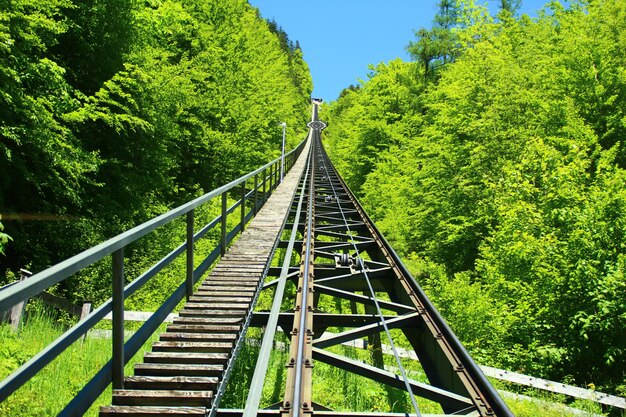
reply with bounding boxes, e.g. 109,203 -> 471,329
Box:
219,330 -> 612,417
0,304 -> 163,417
1,299 -> 616,416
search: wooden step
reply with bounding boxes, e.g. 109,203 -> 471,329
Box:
152,341 -> 233,353
159,332 -> 237,343
134,363 -> 223,377
183,302 -> 248,310
124,376 -> 218,390
188,296 -> 251,303
166,324 -> 241,333
193,290 -> 255,297
100,406 -> 205,416
112,389 -> 212,407
199,280 -> 258,287
178,309 -> 246,318
172,317 -> 243,325
144,352 -> 229,365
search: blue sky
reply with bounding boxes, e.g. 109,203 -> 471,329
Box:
248,0 -> 554,101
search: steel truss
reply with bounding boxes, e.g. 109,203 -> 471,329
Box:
234,104 -> 514,417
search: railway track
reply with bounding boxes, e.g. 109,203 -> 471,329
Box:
99,103 -> 512,417
0,101 -> 513,417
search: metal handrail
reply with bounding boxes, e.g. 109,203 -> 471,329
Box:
0,139 -> 305,312
0,137 -> 307,415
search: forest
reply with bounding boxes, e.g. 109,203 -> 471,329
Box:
0,0 -> 312,285
323,0 -> 626,397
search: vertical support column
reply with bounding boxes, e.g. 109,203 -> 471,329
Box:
269,164 -> 274,195
221,192 -> 227,256
254,174 -> 259,215
186,210 -> 194,299
365,300 -> 385,369
262,169 -> 267,204
112,249 -> 125,389
241,180 -> 246,232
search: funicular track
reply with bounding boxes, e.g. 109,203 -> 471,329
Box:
219,104 -> 514,417
0,102 -> 513,417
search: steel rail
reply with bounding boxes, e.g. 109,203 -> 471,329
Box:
290,129 -> 317,417
0,137 -> 307,414
314,138 -> 424,417
319,132 -> 514,417
241,135 -> 314,417
336,181 -> 515,417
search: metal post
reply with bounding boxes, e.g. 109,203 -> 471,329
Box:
241,180 -> 246,232
112,249 -> 124,389
262,169 -> 267,203
186,210 -> 194,299
254,174 -> 259,215
269,164 -> 273,195
221,192 -> 227,256
280,122 -> 286,182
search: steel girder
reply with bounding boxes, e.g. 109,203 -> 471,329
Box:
241,104 -> 513,417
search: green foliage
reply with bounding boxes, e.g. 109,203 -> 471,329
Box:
0,0 -> 312,304
0,305 -> 162,416
324,0 -> 626,395
0,222 -> 11,255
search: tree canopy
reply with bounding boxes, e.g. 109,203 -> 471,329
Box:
324,0 -> 626,397
0,0 -> 312,281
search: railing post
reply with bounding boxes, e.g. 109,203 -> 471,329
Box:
254,174 -> 259,215
221,192 -> 227,256
112,249 -> 124,390
241,180 -> 246,233
186,210 -> 194,299
269,164 -> 273,195
262,169 -> 267,204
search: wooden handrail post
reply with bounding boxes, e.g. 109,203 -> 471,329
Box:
80,302 -> 92,342
8,269 -> 32,330
112,249 -> 125,389
186,210 -> 194,299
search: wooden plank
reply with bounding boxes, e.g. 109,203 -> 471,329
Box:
188,296 -> 251,303
166,324 -> 241,334
172,317 -> 243,325
134,363 -> 224,377
112,389 -> 212,406
183,302 -> 248,310
144,352 -> 229,365
151,341 -> 233,354
178,309 -> 246,318
124,376 -> 218,390
159,333 -> 237,342
100,406 -> 206,416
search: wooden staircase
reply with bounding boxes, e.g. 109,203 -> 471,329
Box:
99,139 -> 310,417
100,258 -> 265,416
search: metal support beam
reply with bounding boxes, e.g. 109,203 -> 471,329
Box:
312,348 -> 474,411
111,249 -> 124,389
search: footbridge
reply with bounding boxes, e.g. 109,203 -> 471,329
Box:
0,102 -> 514,417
